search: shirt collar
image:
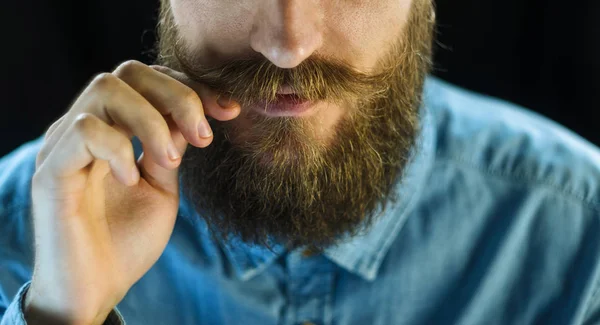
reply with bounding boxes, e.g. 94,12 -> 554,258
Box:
178,78 -> 437,282
323,93 -> 436,281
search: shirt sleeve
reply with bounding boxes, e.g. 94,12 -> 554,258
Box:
0,282 -> 29,325
0,282 -> 126,325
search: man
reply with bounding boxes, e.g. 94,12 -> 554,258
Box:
1,0 -> 599,324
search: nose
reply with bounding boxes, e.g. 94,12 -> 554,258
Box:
250,0 -> 324,69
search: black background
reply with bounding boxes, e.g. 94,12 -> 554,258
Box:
1,0 -> 598,157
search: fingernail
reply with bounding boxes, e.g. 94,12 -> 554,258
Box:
167,141 -> 181,161
217,96 -> 237,108
198,120 -> 213,138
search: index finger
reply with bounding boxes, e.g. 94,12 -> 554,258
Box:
113,61 -> 238,148
149,65 -> 241,121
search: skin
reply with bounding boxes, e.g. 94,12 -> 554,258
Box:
24,1 -> 417,324
171,0 -> 413,142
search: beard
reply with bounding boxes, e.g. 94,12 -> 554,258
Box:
156,0 -> 435,250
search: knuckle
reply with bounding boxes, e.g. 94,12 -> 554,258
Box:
35,145 -> 51,168
114,60 -> 144,79
90,73 -> 118,92
72,113 -> 97,137
43,129 -> 55,141
144,117 -> 168,137
150,64 -> 167,73
177,88 -> 203,114
44,117 -> 64,140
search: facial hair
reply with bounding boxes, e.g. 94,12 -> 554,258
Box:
156,0 -> 435,250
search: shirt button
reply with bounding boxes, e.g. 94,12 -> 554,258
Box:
301,249 -> 314,257
302,247 -> 320,257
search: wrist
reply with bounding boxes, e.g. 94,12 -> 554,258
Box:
23,283 -> 109,325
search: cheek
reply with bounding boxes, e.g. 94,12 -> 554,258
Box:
169,0 -> 255,61
169,0 -> 211,47
324,0 -> 413,69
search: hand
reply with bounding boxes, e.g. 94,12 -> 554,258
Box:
24,60 -> 240,325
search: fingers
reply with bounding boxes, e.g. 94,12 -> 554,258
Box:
114,61 -> 241,148
149,64 -> 241,122
114,61 -> 211,148
37,116 -> 68,169
136,116 -> 189,195
89,73 -> 183,168
36,60 -> 240,189
38,73 -> 181,172
44,115 -> 66,141
38,113 -> 139,187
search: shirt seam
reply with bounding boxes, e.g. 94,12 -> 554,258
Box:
435,153 -> 600,322
434,154 -> 600,213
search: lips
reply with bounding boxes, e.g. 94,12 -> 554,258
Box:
275,93 -> 304,104
276,85 -> 296,95
249,87 -> 315,117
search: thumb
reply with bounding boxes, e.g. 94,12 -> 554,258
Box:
137,116 -> 189,195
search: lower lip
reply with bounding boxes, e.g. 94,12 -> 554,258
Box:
250,95 -> 315,117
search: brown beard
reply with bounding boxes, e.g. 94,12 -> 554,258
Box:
156,0 -> 435,250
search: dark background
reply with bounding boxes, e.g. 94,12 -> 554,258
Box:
1,1 -> 598,157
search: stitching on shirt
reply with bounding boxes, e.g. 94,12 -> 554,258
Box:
436,153 -> 600,321
435,154 -> 600,213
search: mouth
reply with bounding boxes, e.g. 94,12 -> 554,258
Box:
250,86 -> 315,117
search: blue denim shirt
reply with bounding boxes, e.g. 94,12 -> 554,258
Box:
2,77 -> 600,325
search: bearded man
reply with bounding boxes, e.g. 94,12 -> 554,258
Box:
1,1 -> 600,324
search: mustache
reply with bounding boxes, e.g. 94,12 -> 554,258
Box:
175,52 -> 393,107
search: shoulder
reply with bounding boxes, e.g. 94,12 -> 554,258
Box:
0,138 -> 42,213
0,139 -> 41,300
0,138 -> 42,256
417,78 -> 600,321
423,76 -> 600,209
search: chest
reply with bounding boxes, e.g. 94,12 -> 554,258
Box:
117,242 -> 586,325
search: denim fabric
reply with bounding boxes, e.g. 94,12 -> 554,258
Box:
1,77 -> 600,325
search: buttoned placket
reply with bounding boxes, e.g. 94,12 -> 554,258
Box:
280,250 -> 336,325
